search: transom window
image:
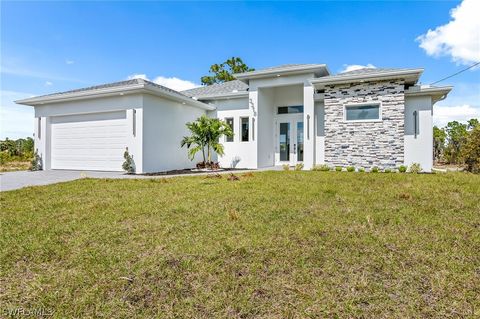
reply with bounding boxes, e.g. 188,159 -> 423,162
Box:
278,105 -> 304,114
345,104 -> 381,121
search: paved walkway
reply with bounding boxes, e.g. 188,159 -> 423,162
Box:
0,168 -> 278,192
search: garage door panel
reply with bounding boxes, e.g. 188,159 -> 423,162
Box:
51,111 -> 128,171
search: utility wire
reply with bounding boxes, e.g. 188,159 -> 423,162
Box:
430,61 -> 480,85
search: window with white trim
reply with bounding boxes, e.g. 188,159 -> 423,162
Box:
241,117 -> 249,142
345,104 -> 380,121
225,118 -> 234,142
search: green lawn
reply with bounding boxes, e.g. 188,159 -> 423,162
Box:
1,171 -> 479,318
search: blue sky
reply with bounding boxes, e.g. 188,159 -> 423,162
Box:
1,0 -> 479,139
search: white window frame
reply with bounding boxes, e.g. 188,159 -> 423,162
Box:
343,102 -> 382,123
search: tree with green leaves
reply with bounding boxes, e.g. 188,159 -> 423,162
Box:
181,115 -> 210,163
204,117 -> 233,163
181,115 -> 233,168
445,121 -> 468,164
467,118 -> 479,130
201,57 -> 254,85
433,126 -> 447,162
462,125 -> 480,173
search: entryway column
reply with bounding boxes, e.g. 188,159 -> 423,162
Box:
303,85 -> 315,169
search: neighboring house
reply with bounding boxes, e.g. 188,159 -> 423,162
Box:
16,64 -> 452,173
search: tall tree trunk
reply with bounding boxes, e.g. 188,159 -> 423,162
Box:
207,144 -> 211,164
201,144 -> 206,164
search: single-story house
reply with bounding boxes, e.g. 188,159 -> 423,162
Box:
16,64 -> 452,173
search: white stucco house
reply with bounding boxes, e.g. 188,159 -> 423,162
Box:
16,64 -> 452,173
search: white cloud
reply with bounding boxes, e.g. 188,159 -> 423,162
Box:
65,59 -> 75,65
45,81 -> 53,86
126,73 -> 148,80
152,76 -> 199,91
0,90 -> 35,139
433,104 -> 480,127
417,0 -> 480,65
126,74 -> 199,91
340,64 -> 376,73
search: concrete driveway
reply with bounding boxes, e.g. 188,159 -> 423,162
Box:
0,170 -> 138,192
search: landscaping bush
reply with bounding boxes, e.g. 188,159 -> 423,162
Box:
282,164 -> 290,171
384,168 -> 392,173
371,166 -> 379,173
30,150 -> 42,171
294,163 -> 304,171
0,151 -> 10,165
335,166 -> 343,172
398,165 -> 407,173
346,166 -> 355,172
122,148 -> 135,173
358,167 -> 365,173
409,163 -> 422,174
312,164 -> 330,171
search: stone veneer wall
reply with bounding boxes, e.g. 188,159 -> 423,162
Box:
324,80 -> 405,168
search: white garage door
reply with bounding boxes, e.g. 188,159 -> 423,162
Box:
51,111 -> 128,171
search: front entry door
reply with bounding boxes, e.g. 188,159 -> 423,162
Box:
277,116 -> 304,166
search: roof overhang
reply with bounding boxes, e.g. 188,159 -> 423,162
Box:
234,64 -> 330,82
310,68 -> 424,88
16,82 -> 215,111
405,85 -> 453,103
194,91 -> 249,101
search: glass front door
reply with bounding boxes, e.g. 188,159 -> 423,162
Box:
277,118 -> 303,166
279,122 -> 290,162
296,121 -> 304,162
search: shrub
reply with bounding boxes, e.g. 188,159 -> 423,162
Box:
358,167 -> 365,173
335,166 -> 343,172
384,168 -> 391,173
0,151 -> 10,165
282,164 -> 290,171
30,150 -> 42,171
462,126 -> 480,173
312,164 -> 330,171
409,163 -> 422,174
398,165 -> 407,173
346,166 -> 355,172
371,166 -> 379,173
122,148 -> 135,173
294,163 -> 304,171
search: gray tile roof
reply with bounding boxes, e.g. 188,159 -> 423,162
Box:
181,80 -> 248,98
28,78 -> 191,100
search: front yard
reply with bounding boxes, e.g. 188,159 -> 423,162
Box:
1,171 -> 479,318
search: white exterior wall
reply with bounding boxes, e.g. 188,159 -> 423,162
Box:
303,85 -> 315,169
314,101 -> 325,165
404,95 -> 433,172
33,94 -> 144,172
208,97 -> 256,168
142,94 -> 206,172
257,88 -> 275,167
33,116 -> 50,169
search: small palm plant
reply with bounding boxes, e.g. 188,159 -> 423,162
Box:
181,115 -> 233,169
181,115 -> 209,163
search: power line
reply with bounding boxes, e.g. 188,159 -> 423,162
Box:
430,61 -> 480,85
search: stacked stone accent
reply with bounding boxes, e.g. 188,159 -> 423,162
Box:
324,80 -> 405,169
